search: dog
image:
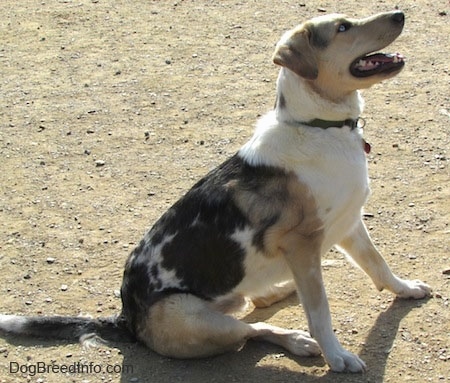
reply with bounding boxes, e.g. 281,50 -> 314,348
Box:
0,11 -> 431,373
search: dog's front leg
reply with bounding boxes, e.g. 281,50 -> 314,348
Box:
283,248 -> 367,373
337,219 -> 431,299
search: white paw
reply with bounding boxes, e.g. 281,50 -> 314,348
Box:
326,348 -> 366,373
395,278 -> 432,299
283,330 -> 321,357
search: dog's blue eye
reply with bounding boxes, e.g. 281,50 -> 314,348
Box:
338,23 -> 351,32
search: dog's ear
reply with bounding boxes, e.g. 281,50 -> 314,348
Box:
272,27 -> 318,80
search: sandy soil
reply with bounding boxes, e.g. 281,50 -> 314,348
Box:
0,1 -> 448,382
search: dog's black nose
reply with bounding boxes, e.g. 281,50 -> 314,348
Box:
391,11 -> 405,24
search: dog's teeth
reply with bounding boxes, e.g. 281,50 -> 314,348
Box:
393,56 -> 399,63
360,60 -> 379,70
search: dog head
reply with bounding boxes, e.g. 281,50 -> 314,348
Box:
273,11 -> 405,100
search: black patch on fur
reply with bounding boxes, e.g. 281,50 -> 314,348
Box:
275,92 -> 286,110
308,24 -> 330,49
121,154 -> 292,333
121,244 -> 154,334
252,214 -> 279,252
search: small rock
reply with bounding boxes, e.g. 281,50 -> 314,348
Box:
95,160 -> 105,167
442,268 -> 450,275
165,59 -> 171,65
60,284 -> 68,291
25,301 -> 33,306
46,257 -> 55,264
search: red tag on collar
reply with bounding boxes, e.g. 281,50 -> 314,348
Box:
363,139 -> 371,154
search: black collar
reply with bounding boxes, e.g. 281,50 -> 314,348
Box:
304,118 -> 359,130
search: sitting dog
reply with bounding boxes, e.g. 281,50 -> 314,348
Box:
0,11 -> 431,373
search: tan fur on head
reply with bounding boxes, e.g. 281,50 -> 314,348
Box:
273,27 -> 318,80
272,12 -> 405,102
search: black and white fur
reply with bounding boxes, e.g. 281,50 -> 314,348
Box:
0,11 -> 431,373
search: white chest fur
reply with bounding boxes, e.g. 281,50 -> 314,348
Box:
239,111 -> 370,253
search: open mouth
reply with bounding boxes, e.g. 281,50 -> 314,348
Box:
350,52 -> 405,77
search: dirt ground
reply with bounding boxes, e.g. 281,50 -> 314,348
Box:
0,0 -> 448,382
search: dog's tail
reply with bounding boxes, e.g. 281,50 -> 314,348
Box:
0,313 -> 135,346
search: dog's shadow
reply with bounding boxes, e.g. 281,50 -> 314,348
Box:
2,297 -> 429,383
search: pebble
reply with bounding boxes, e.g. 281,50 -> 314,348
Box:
95,160 -> 105,167
61,284 -> 68,291
46,257 -> 55,264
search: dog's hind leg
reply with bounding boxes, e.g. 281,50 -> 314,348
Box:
251,280 -> 296,308
137,293 -> 319,359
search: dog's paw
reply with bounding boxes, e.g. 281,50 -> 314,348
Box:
395,278 -> 432,299
283,330 -> 321,357
326,348 -> 367,373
